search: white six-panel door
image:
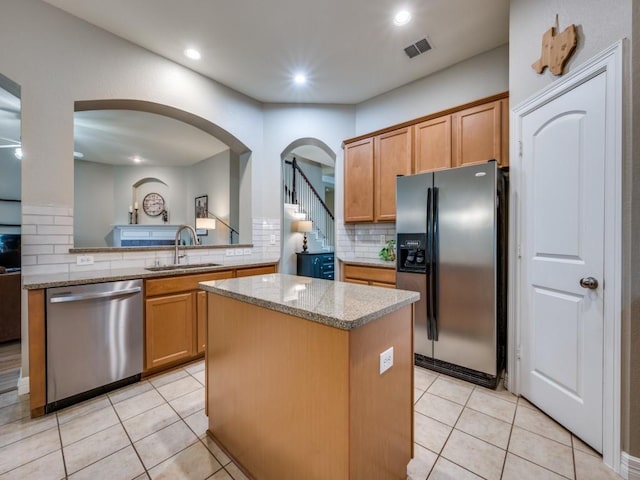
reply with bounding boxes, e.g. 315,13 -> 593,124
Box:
520,71 -> 607,452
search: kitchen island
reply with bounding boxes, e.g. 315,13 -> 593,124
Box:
200,273 -> 419,480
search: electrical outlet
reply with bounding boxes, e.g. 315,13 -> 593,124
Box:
243,248 -> 252,255
76,255 -> 94,266
270,234 -> 276,245
234,249 -> 243,256
226,249 -> 234,257
379,347 -> 394,375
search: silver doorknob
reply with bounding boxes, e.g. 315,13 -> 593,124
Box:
579,277 -> 598,289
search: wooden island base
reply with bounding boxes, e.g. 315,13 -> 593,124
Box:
205,293 -> 414,480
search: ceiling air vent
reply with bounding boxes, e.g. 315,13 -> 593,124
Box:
404,37 -> 432,59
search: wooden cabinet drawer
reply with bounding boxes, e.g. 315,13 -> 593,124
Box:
342,264 -> 396,285
236,265 -> 276,277
145,270 -> 233,296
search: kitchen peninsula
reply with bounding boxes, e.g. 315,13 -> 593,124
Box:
200,273 -> 419,480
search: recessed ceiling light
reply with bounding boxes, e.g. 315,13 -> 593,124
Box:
294,74 -> 307,85
132,156 -> 143,163
184,48 -> 201,60
73,151 -> 84,159
394,10 -> 412,26
14,147 -> 22,160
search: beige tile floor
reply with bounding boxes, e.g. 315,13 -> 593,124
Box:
409,366 -> 623,480
0,360 -> 623,480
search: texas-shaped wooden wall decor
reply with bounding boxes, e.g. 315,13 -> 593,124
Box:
532,15 -> 577,76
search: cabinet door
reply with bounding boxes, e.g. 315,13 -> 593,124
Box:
375,127 -> 413,222
145,292 -> 195,370
414,116 -> 452,173
344,137 -> 374,222
197,290 -> 206,354
452,100 -> 502,167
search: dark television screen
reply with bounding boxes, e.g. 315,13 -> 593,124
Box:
0,234 -> 21,269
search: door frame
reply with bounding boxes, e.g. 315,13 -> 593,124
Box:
509,41 -> 625,471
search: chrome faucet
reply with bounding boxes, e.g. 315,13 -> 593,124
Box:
174,224 -> 199,265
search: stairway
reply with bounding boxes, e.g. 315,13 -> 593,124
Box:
283,158 -> 334,251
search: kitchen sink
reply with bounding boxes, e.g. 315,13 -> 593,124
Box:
145,262 -> 222,272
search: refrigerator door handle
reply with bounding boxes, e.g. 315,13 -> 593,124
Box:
432,186 -> 439,341
426,187 -> 434,340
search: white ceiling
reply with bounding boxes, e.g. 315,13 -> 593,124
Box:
74,110 -> 229,167
42,0 -> 510,104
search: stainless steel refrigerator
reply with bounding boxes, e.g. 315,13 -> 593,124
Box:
396,161 -> 507,388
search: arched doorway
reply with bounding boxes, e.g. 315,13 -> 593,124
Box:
0,73 -> 21,393
280,138 -> 336,275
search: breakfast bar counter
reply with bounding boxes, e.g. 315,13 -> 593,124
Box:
200,273 -> 419,480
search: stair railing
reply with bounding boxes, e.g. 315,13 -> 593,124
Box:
284,158 -> 334,250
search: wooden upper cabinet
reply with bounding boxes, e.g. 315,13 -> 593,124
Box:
452,100 -> 503,168
374,127 -> 413,222
413,116 -> 452,173
344,137 -> 374,222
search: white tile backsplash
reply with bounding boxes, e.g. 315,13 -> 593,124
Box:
336,222 -> 396,261
21,206 -> 281,276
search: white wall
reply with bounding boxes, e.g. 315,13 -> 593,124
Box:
74,151 -> 239,247
355,45 -> 509,135
73,160 -> 115,246
262,104 -> 355,272
189,150 -> 239,245
509,0 -> 631,106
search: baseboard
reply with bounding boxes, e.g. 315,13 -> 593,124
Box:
17,370 -> 29,396
622,452 -> 640,480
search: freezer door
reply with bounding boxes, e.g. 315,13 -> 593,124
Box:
395,172 -> 432,234
396,271 -> 430,358
432,163 -> 497,375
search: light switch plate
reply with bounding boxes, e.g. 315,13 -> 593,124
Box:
234,249 -> 243,255
243,248 -> 252,255
226,249 -> 234,257
76,255 -> 94,265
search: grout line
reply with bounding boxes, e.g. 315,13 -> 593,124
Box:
108,392 -> 150,478
507,451 -> 575,480
55,413 -> 69,479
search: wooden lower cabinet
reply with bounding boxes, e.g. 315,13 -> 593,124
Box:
144,264 -> 277,373
145,292 -> 196,369
341,264 -> 396,288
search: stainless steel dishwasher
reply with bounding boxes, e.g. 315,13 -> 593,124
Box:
46,279 -> 143,412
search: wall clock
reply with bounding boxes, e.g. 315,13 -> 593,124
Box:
142,192 -> 165,216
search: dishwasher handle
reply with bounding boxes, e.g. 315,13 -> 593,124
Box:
49,286 -> 142,304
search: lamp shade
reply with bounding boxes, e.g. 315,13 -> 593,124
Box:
196,218 -> 216,230
296,220 -> 313,233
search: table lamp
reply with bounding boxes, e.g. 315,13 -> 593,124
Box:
296,220 -> 313,253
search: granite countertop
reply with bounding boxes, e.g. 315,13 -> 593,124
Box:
338,255 -> 397,269
200,273 -> 418,330
22,258 -> 278,289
